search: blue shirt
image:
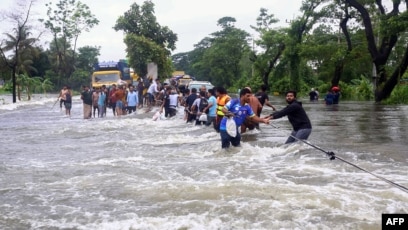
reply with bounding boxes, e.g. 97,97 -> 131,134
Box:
325,93 -> 334,105
127,91 -> 138,107
98,93 -> 106,106
219,98 -> 255,131
208,95 -> 217,117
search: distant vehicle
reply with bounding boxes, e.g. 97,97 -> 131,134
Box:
172,71 -> 185,77
187,81 -> 214,92
177,75 -> 194,88
130,68 -> 140,82
91,60 -> 131,89
172,74 -> 195,92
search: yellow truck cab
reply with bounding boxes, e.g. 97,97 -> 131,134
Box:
178,75 -> 194,88
130,68 -> 140,82
92,60 -> 131,89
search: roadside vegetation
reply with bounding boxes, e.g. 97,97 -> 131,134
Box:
1,0 -> 408,104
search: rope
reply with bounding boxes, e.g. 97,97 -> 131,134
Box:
269,123 -> 408,194
51,98 -> 59,110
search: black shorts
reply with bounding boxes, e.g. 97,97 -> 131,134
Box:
110,102 -> 116,110
64,103 -> 71,109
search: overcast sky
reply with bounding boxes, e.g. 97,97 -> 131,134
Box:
1,0 -> 302,61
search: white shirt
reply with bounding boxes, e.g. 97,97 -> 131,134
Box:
147,82 -> 158,94
192,98 -> 201,109
169,94 -> 179,107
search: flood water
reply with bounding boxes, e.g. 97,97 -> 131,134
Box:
0,94 -> 407,230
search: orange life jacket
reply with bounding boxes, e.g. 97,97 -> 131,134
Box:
216,94 -> 231,116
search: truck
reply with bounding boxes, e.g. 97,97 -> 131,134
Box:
130,68 -> 140,82
177,75 -> 194,89
91,60 -> 131,89
171,71 -> 195,92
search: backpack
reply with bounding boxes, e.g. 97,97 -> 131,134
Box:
199,97 -> 209,114
180,96 -> 187,107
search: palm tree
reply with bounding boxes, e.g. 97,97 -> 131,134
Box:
40,78 -> 54,95
16,74 -> 43,100
16,73 -> 28,100
2,26 -> 39,101
0,1 -> 37,103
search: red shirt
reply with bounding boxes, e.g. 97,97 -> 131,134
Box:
109,89 -> 118,103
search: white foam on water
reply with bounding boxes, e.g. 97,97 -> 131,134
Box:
1,98 -> 408,229
0,94 -> 58,110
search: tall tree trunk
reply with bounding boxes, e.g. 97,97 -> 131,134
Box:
332,4 -> 353,87
17,84 -> 21,101
332,62 -> 344,86
345,0 -> 402,102
26,86 -> 31,100
376,44 -> 408,101
261,44 -> 285,89
287,1 -> 320,92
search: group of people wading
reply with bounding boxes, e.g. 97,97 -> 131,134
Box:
178,85 -> 312,149
57,81 -> 313,149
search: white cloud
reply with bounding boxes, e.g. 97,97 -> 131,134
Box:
1,0 -> 302,61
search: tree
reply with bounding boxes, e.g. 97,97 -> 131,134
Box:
16,73 -> 41,100
0,0 -> 38,103
41,0 -> 99,79
29,47 -> 51,79
250,8 -> 286,90
171,52 -> 195,75
187,37 -> 213,80
76,45 -> 100,72
285,0 -> 323,92
343,0 -> 408,102
190,17 -> 250,87
124,34 -> 172,78
331,1 -> 354,87
114,1 -> 177,78
40,77 -> 54,95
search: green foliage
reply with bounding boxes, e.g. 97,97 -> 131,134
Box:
187,17 -> 250,88
14,74 -> 45,100
76,46 -> 100,72
172,1 -> 407,103
70,69 -> 91,90
231,75 -> 263,94
272,76 -> 291,94
114,1 -> 177,51
313,77 -> 373,101
5,0 -> 407,104
383,84 -> 408,104
172,52 -> 192,74
40,45 -> 99,91
31,49 -> 51,78
1,81 -> 13,93
3,74 -> 55,97
114,1 -> 177,78
0,23 -> 39,101
228,77 -> 245,95
350,76 -> 374,100
40,78 -> 54,94
41,0 -> 99,79
124,35 -> 172,78
249,8 -> 286,88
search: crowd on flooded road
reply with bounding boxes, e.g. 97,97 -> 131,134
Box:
57,79 -> 313,149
